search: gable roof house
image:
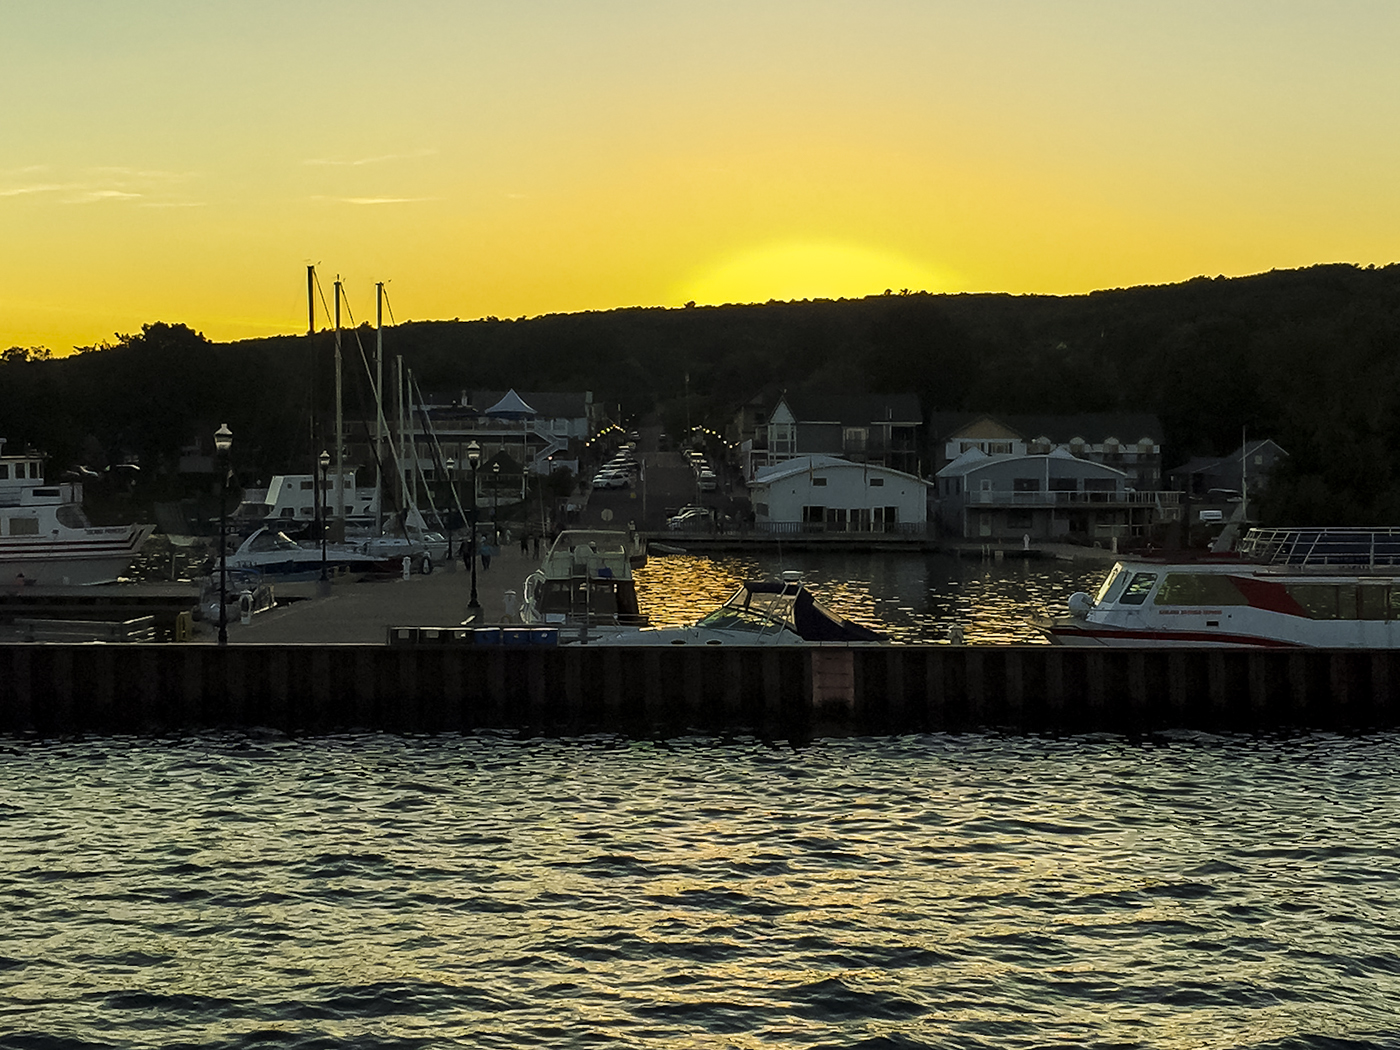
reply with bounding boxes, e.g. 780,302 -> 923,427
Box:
749,455 -> 930,534
743,392 -> 923,480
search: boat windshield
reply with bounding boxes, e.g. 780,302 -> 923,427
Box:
247,530 -> 303,552
1093,564 -> 1126,604
696,584 -> 797,634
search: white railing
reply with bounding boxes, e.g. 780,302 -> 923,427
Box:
963,490 -> 1181,507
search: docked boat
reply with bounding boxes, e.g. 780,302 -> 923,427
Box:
519,529 -> 648,630
0,442 -> 154,586
1034,527 -> 1400,648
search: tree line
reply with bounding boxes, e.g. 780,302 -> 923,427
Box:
3,262 -> 1399,525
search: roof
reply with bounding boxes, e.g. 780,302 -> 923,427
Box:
937,446 -> 1127,479
485,388 -> 537,418
1168,438 -> 1290,478
774,392 -> 922,426
751,455 -> 931,487
930,411 -> 1164,444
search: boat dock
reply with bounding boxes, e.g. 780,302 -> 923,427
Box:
1,543 -> 1395,738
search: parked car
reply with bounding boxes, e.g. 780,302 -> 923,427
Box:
697,470 -> 718,492
592,471 -> 629,489
668,507 -> 711,530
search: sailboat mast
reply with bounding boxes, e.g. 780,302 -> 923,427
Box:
334,278 -> 344,539
396,355 -> 406,520
375,282 -> 385,535
306,265 -> 315,336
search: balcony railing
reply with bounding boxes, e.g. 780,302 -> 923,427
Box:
963,490 -> 1181,507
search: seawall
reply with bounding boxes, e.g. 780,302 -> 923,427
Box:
0,644 -> 1394,738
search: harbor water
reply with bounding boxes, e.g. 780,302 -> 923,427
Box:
3,732 -> 1398,1048
634,551 -> 1106,643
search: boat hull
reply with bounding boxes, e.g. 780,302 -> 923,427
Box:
0,525 -> 156,586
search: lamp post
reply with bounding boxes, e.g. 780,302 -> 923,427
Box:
214,423 -> 233,646
491,461 -> 501,544
318,449 -> 330,583
466,441 -> 481,619
445,457 -> 457,572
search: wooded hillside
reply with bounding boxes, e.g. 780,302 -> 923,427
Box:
4,263 -> 1399,525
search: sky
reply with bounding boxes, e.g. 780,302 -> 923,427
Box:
3,1 -> 1399,353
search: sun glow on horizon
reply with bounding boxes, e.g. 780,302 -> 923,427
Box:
676,241 -> 960,307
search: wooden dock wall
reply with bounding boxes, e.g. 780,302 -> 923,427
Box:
1,644 -> 1396,737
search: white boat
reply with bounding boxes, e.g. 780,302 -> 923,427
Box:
1035,527 -> 1400,648
0,442 -> 154,586
519,529 -> 647,629
228,526 -> 435,580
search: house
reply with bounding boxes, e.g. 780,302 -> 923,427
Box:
749,455 -> 930,533
935,446 -> 1180,542
1168,438 -> 1289,501
929,412 -> 1165,492
741,392 -> 923,480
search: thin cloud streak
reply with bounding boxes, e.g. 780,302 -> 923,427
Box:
311,194 -> 437,205
303,148 -> 437,167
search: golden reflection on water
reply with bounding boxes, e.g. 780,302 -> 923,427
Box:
633,551 -> 1108,644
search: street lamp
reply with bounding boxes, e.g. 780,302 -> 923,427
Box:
214,423 -> 233,646
318,449 -> 330,583
466,441 -> 481,619
445,457 -> 456,571
491,461 -> 501,544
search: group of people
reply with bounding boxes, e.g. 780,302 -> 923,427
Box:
454,528 -> 543,570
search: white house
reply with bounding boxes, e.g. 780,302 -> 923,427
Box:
935,447 -> 1180,542
749,455 -> 930,533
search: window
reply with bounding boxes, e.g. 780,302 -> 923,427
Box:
1153,574 -> 1248,606
989,442 -> 1012,455
754,502 -> 769,517
1118,572 -> 1158,605
812,476 -> 827,487
0,466 -> 7,479
301,480 -> 313,490
1013,478 -> 1041,492
869,477 -> 884,487
6,517 -> 38,536
1049,476 -> 1077,492
281,508 -> 295,518
843,426 -> 868,452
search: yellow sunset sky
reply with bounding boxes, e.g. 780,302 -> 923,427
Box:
3,1 -> 1398,353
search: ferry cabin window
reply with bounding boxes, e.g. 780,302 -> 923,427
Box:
6,517 -> 39,536
1117,572 -> 1158,605
1153,573 -> 1248,606
1289,583 -> 1394,620
0,465 -> 7,479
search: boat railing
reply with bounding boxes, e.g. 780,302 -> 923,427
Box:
1238,527 -> 1400,567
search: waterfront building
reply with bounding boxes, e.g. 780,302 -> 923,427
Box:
929,412 -> 1165,493
1168,438 -> 1289,501
737,392 -> 923,480
748,455 -> 930,534
935,446 -> 1180,542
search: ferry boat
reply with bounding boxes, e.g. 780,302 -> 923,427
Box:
1035,527 -> 1400,648
0,441 -> 155,586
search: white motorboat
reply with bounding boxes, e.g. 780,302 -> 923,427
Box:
0,442 -> 154,586
1034,527 -> 1400,648
519,529 -> 647,629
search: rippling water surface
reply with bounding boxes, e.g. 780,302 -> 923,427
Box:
634,552 -> 1106,643
3,733 -> 1399,1048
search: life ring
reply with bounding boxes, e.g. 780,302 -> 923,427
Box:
420,554 -> 433,575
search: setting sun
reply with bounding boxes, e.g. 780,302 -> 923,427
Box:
677,242 -> 959,306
